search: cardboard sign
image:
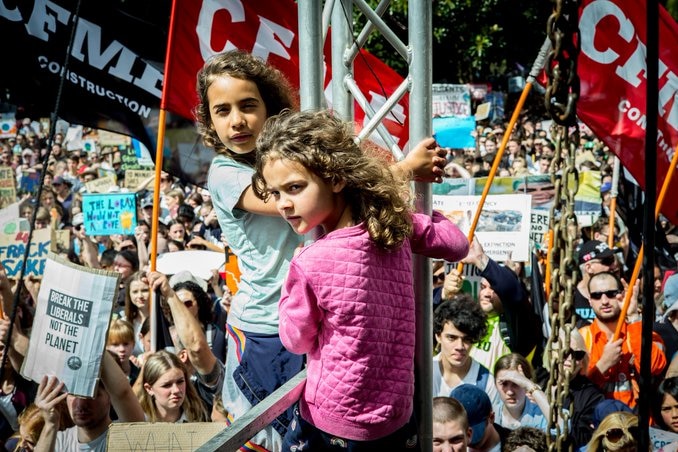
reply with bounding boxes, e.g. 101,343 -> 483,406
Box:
84,175 -> 117,194
82,193 -> 137,236
0,167 -> 16,208
124,169 -> 155,191
433,194 -> 532,262
107,423 -> 225,451
97,130 -> 130,147
0,228 -> 51,278
21,254 -> 119,397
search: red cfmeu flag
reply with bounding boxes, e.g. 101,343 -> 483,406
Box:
577,0 -> 678,225
164,0 -> 409,149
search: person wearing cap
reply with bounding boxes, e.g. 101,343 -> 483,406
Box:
450,384 -> 508,452
655,274 -> 678,365
432,397 -> 472,452
52,175 -> 74,222
573,240 -> 620,327
579,271 -> 666,408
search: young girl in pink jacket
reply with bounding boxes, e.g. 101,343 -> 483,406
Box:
252,110 -> 469,451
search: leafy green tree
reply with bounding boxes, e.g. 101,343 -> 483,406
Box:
359,0 -> 552,85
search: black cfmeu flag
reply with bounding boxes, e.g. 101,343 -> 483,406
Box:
0,0 -> 169,151
615,167 -> 677,276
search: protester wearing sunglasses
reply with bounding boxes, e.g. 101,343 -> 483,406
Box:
586,411 -> 638,452
579,271 -> 667,409
574,240 -> 620,328
544,329 -> 606,449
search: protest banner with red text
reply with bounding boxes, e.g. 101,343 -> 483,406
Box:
577,0 -> 678,224
165,0 -> 410,149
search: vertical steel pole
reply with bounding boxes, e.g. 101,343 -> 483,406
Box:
297,0 -> 324,111
331,0 -> 353,120
410,1 -> 433,451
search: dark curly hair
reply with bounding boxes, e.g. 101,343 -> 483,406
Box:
251,109 -> 413,250
502,426 -> 547,452
433,295 -> 488,344
172,280 -> 214,326
194,50 -> 298,161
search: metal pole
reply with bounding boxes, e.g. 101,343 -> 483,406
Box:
409,1 -> 433,451
639,0 -> 658,449
331,0 -> 353,120
297,0 -> 324,111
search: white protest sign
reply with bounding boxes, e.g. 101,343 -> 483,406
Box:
530,209 -> 551,252
652,427 -> 678,451
21,254 -> 120,397
433,194 -> 531,262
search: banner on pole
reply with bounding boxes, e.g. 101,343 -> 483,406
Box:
21,254 -> 120,397
577,0 -> 678,224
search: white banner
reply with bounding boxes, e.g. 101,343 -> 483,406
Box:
433,194 -> 532,262
21,254 -> 120,397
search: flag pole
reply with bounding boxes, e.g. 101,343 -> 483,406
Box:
613,142 -> 678,340
457,38 -> 551,273
607,156 -> 621,248
149,0 -> 179,352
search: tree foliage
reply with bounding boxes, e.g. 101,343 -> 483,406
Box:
358,1 -> 555,87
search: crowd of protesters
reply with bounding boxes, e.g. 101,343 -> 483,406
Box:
1,73 -> 678,452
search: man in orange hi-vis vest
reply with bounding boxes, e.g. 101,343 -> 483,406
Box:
579,271 -> 666,408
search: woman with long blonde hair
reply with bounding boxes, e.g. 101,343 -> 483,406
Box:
136,350 -> 207,423
587,411 -> 639,452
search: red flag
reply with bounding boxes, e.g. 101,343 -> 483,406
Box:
165,0 -> 409,149
577,0 -> 678,224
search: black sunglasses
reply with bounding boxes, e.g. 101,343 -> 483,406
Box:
590,289 -> 621,300
566,349 -> 587,361
598,255 -> 616,266
433,273 -> 445,283
605,426 -> 639,443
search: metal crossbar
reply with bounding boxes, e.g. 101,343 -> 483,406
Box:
196,369 -> 307,451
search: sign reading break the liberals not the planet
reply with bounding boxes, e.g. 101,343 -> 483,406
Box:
22,254 -> 120,397
82,192 -> 137,236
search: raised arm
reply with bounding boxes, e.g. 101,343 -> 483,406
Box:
100,351 -> 145,422
34,376 -> 68,452
146,271 -> 218,376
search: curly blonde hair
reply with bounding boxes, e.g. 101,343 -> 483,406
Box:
586,411 -> 638,452
252,110 -> 413,250
194,50 -> 298,160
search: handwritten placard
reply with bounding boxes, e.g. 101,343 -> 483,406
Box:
107,423 -> 225,451
82,193 -> 137,236
124,169 -> 154,190
0,228 -> 51,278
84,175 -> 117,194
0,167 -> 16,208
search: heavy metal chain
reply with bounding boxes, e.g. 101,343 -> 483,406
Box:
544,0 -> 581,450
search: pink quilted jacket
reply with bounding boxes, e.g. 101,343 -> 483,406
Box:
279,212 -> 469,440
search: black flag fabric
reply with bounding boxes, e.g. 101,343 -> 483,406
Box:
0,1 -> 170,151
